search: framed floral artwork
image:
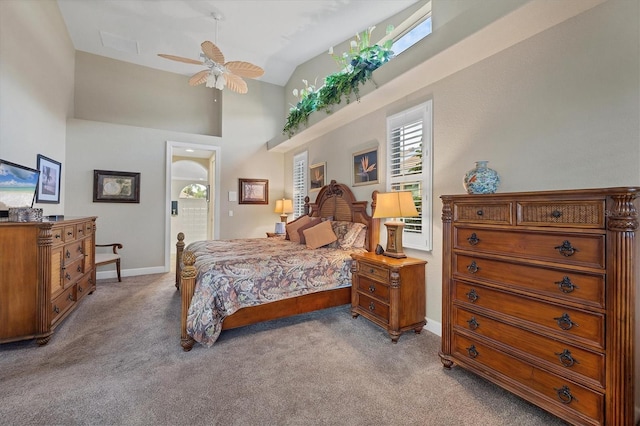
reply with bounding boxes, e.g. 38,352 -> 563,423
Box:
93,170 -> 140,203
239,178 -> 268,204
309,162 -> 326,192
352,147 -> 378,186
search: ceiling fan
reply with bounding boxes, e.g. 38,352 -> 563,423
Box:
158,38 -> 264,94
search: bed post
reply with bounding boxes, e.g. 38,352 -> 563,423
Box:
180,250 -> 197,351
176,232 -> 185,290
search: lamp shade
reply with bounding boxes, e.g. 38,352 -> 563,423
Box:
373,192 -> 418,219
274,199 -> 293,215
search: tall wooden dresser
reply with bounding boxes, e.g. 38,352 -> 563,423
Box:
439,188 -> 638,426
0,217 -> 97,345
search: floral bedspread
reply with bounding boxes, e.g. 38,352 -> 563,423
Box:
185,238 -> 364,347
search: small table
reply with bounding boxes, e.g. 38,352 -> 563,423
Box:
266,232 -> 285,238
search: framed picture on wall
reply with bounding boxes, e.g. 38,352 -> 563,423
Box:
309,162 -> 326,192
352,147 -> 378,186
239,178 -> 268,204
36,154 -> 61,203
93,170 -> 141,203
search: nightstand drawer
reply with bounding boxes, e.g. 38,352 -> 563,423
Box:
517,201 -> 604,228
358,261 -> 390,284
453,202 -> 512,224
357,293 -> 389,323
454,281 -> 604,349
356,276 -> 390,302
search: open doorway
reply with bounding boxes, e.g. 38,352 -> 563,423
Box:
165,141 -> 220,272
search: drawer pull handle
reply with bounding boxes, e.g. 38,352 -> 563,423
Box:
476,210 -> 483,216
368,285 -> 376,293
369,268 -> 376,274
467,261 -> 479,274
554,240 -> 578,257
55,234 -> 61,239
466,289 -> 479,302
65,273 -> 72,281
67,231 -> 73,236
76,265 -> 82,272
368,302 -> 376,311
78,286 -> 83,293
467,233 -> 480,246
53,305 -> 60,314
66,250 -> 71,258
554,385 -> 577,405
467,317 -> 479,330
77,246 -> 83,253
555,276 -> 578,293
551,210 -> 563,218
466,345 -> 479,358
67,293 -> 73,301
554,313 -> 578,330
555,349 -> 579,368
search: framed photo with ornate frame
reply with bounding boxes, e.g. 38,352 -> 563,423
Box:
352,147 -> 378,186
93,170 -> 140,203
309,162 -> 326,192
239,178 -> 269,204
36,154 -> 61,203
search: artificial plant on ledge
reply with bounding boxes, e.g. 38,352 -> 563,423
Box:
283,26 -> 394,138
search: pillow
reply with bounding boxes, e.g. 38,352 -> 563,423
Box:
286,216 -> 312,243
327,221 -> 365,249
297,217 -> 322,244
351,227 -> 368,249
339,223 -> 367,249
303,220 -> 338,249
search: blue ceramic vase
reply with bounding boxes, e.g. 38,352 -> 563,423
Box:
463,161 -> 500,194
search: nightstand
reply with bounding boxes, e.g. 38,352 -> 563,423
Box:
266,232 -> 284,238
351,252 -> 426,342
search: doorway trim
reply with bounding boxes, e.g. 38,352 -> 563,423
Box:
165,141 -> 221,272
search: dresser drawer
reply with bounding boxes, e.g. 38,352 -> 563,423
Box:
517,201 -> 605,228
356,293 -> 389,324
51,286 -> 75,325
454,228 -> 605,269
63,225 -> 76,242
452,334 -> 603,423
357,261 -> 390,284
454,281 -> 604,348
453,202 -> 512,224
63,258 -> 85,287
83,221 -> 93,235
51,226 -> 64,246
454,254 -> 605,308
357,276 -> 390,302
63,241 -> 85,265
453,307 -> 605,387
76,274 -> 93,301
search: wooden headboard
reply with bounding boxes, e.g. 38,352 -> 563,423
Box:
304,180 -> 379,252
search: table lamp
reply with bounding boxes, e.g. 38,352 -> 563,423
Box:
372,191 -> 419,258
274,198 -> 293,222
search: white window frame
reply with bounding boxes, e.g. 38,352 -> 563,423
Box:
292,151 -> 308,219
386,100 -> 433,251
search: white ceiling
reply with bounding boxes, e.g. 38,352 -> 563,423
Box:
56,0 -> 419,87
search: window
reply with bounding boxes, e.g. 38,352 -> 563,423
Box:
386,100 -> 433,251
179,183 -> 207,199
377,1 -> 432,57
292,151 -> 308,219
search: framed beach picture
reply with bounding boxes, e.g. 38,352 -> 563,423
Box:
93,170 -> 140,203
352,147 -> 378,186
36,155 -> 61,203
309,162 -> 326,192
239,178 -> 269,204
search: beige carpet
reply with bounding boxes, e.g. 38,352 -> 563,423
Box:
0,273 -> 566,425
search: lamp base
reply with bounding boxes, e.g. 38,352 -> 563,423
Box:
280,214 -> 288,223
383,221 -> 407,258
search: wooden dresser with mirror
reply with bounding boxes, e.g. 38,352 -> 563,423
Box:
0,216 -> 97,346
440,188 -> 638,426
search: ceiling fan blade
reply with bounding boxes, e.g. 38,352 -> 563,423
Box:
188,70 -> 209,86
201,41 -> 225,64
225,61 -> 264,79
224,73 -> 248,94
157,54 -> 203,65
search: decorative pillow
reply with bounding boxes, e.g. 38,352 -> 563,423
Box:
286,216 -> 312,243
297,217 -> 322,244
327,221 -> 365,249
303,220 -> 338,249
351,227 -> 368,249
340,224 -> 367,249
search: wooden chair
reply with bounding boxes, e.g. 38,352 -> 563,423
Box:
95,243 -> 123,282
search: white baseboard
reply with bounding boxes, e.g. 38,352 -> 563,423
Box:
95,266 -> 167,281
424,317 -> 442,337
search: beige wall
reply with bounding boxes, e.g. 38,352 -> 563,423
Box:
284,0 -> 640,335
0,0 -> 75,216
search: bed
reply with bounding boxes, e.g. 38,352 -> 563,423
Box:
176,180 -> 379,351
